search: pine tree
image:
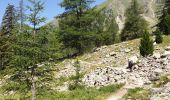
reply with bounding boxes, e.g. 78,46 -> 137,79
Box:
140,30 -> 154,57
1,4 -> 16,35
155,29 -> 163,44
27,0 -> 46,34
59,0 -> 96,54
0,34 -> 10,70
157,0 -> 170,34
121,0 -> 148,41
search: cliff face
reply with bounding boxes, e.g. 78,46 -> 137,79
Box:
98,0 -> 165,32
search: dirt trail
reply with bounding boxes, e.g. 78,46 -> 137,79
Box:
106,86 -> 128,100
106,81 -> 137,100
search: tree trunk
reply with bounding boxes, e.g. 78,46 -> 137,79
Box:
31,67 -> 36,100
31,79 -> 36,100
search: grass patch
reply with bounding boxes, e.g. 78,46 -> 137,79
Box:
0,84 -> 123,100
36,84 -> 123,100
122,87 -> 150,100
159,35 -> 170,47
152,74 -> 170,88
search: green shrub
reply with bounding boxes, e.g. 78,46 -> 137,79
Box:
155,29 -> 163,44
165,15 -> 170,35
124,88 -> 149,100
140,30 -> 154,57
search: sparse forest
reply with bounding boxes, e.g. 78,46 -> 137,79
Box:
0,0 -> 170,100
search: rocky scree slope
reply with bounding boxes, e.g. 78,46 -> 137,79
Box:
53,36 -> 170,99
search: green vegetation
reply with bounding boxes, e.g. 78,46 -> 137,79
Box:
157,0 -> 170,35
59,0 -> 118,56
35,84 -> 123,100
69,59 -> 81,90
123,88 -> 150,100
121,0 -> 148,41
0,84 -> 123,100
1,4 -> 16,35
0,0 -> 170,99
152,74 -> 170,88
140,30 -> 154,57
155,29 -> 163,44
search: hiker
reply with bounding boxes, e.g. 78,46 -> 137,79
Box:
127,60 -> 133,72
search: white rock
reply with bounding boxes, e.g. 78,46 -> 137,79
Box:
128,56 -> 138,64
153,53 -> 161,59
110,51 -> 116,56
165,82 -> 170,87
162,51 -> 170,57
153,42 -> 157,45
125,48 -> 131,53
105,54 -> 110,58
165,46 -> 170,51
154,68 -> 163,74
167,76 -> 170,80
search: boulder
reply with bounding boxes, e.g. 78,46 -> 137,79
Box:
162,51 -> 170,57
128,56 -> 138,64
153,53 -> 161,59
153,42 -> 157,45
154,69 -> 163,74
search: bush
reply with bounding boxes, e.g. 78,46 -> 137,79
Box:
164,15 -> 170,35
140,30 -> 154,57
155,29 -> 163,44
124,88 -> 149,100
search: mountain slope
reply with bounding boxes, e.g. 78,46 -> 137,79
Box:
47,0 -> 164,32
97,0 -> 165,32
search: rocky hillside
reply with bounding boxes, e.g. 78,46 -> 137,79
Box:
97,0 -> 165,32
0,35 -> 170,99
51,35 -> 170,99
47,0 -> 165,32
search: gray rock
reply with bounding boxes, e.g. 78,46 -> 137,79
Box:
110,51 -> 116,56
128,56 -> 138,64
124,48 -> 131,53
165,46 -> 170,51
153,53 -> 161,59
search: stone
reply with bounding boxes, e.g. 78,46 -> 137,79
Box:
154,69 -> 163,74
153,42 -> 157,45
149,75 -> 160,81
167,76 -> 170,80
105,54 -> 110,58
153,53 -> 161,59
165,82 -> 170,87
124,48 -> 131,53
165,46 -> 170,51
162,51 -> 170,57
110,51 -> 116,56
128,56 -> 138,64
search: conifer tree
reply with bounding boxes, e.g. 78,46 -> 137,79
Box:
59,0 -> 96,54
0,33 -> 10,70
155,29 -> 163,44
121,0 -> 148,41
27,0 -> 46,34
157,0 -> 170,34
140,30 -> 154,57
1,4 -> 16,35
